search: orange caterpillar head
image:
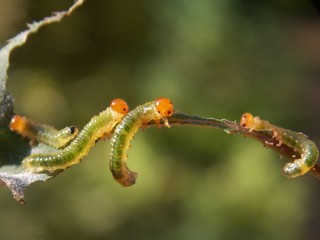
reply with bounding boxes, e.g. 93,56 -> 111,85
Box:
240,112 -> 254,128
111,98 -> 129,115
155,97 -> 173,117
10,115 -> 27,133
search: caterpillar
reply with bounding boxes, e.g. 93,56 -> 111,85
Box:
109,98 -> 173,186
109,97 -> 173,187
240,112 -> 319,178
10,115 -> 78,149
22,98 -> 129,173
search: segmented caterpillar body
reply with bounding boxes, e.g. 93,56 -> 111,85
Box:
109,97 -> 173,187
240,113 -> 319,178
10,115 -> 78,148
22,98 -> 129,173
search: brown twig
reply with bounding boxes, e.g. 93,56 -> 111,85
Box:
149,112 -> 320,180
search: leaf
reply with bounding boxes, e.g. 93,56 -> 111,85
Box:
0,0 -> 85,204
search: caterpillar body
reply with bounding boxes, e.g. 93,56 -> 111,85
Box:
10,115 -> 78,148
109,97 -> 173,187
240,112 -> 319,178
22,98 -> 129,173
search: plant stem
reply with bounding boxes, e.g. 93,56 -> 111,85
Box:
150,112 -> 320,180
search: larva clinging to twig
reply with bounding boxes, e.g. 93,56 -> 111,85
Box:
109,97 -> 173,187
240,112 -> 319,178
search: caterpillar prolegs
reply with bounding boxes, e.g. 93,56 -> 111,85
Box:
10,115 -> 78,148
240,113 -> 319,178
20,98 -> 129,173
109,97 -> 174,187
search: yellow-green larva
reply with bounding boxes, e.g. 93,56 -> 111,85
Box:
10,115 -> 78,148
22,98 -> 129,173
109,97 -> 173,187
240,112 -> 319,178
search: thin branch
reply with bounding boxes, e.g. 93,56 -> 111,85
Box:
149,112 -> 320,180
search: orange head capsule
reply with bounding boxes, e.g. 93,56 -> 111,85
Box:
155,97 -> 174,117
110,98 -> 129,115
10,115 -> 27,133
240,112 -> 254,128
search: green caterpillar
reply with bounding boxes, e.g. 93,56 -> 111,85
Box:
10,115 -> 78,148
21,98 -> 129,173
109,97 -> 173,187
240,112 -> 319,178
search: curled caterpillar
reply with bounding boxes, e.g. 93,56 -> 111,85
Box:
10,115 -> 78,148
22,98 -> 129,173
109,97 -> 173,187
240,112 -> 319,178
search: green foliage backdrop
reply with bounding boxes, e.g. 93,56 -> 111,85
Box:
1,0 -> 320,239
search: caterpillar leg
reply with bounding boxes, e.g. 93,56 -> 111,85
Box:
10,115 -> 78,148
109,97 -> 173,187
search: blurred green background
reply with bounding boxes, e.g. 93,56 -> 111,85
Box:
1,0 -> 320,239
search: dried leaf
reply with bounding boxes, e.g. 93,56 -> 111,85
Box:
0,0 -> 85,204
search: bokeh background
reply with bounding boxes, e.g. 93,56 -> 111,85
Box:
1,0 -> 320,239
